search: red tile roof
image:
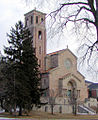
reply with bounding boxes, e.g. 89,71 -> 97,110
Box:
47,49 -> 66,56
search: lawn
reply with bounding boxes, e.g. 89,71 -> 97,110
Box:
0,111 -> 98,119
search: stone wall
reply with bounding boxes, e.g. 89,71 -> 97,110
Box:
38,104 -> 72,114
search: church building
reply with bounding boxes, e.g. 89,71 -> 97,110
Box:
24,9 -> 88,113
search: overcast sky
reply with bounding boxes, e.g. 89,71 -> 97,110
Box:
0,0 -> 97,82
0,0 -> 79,54
0,0 -> 31,54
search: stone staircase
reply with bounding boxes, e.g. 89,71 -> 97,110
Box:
78,105 -> 96,114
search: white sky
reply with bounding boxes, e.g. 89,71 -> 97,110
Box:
0,0 -> 32,53
0,0 -> 97,82
0,0 -> 79,54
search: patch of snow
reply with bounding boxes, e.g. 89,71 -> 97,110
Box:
0,117 -> 10,119
0,109 -> 5,113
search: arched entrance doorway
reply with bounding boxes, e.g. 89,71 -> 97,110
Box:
67,80 -> 77,115
67,80 -> 77,98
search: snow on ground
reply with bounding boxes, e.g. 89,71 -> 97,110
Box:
0,117 -> 10,119
0,110 -> 5,113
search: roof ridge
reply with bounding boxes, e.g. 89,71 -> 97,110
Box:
47,49 -> 66,56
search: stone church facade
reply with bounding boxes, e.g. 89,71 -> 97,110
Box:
24,9 -> 88,113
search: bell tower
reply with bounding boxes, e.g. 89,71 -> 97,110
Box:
24,9 -> 46,72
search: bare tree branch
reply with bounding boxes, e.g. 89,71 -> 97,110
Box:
61,2 -> 88,6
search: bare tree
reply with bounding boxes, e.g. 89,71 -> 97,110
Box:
49,89 -> 59,115
68,88 -> 78,115
25,0 -> 98,54
24,0 -> 98,79
48,0 -> 98,59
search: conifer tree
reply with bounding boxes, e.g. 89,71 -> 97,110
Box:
4,21 -> 43,115
0,59 -> 7,110
22,28 -> 43,107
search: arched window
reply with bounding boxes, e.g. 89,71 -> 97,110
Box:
41,18 -> 44,23
36,16 -> 38,23
26,18 -> 29,26
38,31 -> 42,40
31,16 -> 33,24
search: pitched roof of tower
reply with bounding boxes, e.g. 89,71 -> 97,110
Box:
24,9 -> 46,16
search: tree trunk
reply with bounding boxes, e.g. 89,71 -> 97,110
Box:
9,105 -> 12,115
5,109 -> 9,112
72,100 -> 77,115
19,105 -> 22,116
0,99 -> 4,109
97,27 -> 98,47
51,105 -> 54,115
74,102 -> 77,116
72,105 -> 74,114
96,0 -> 98,11
95,0 -> 98,39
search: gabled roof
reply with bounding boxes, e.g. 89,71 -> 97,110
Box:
24,9 -> 46,16
85,80 -> 93,84
42,68 -> 54,73
47,48 -> 77,59
88,83 -> 98,90
59,73 -> 81,82
44,48 -> 78,74
47,49 -> 66,56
